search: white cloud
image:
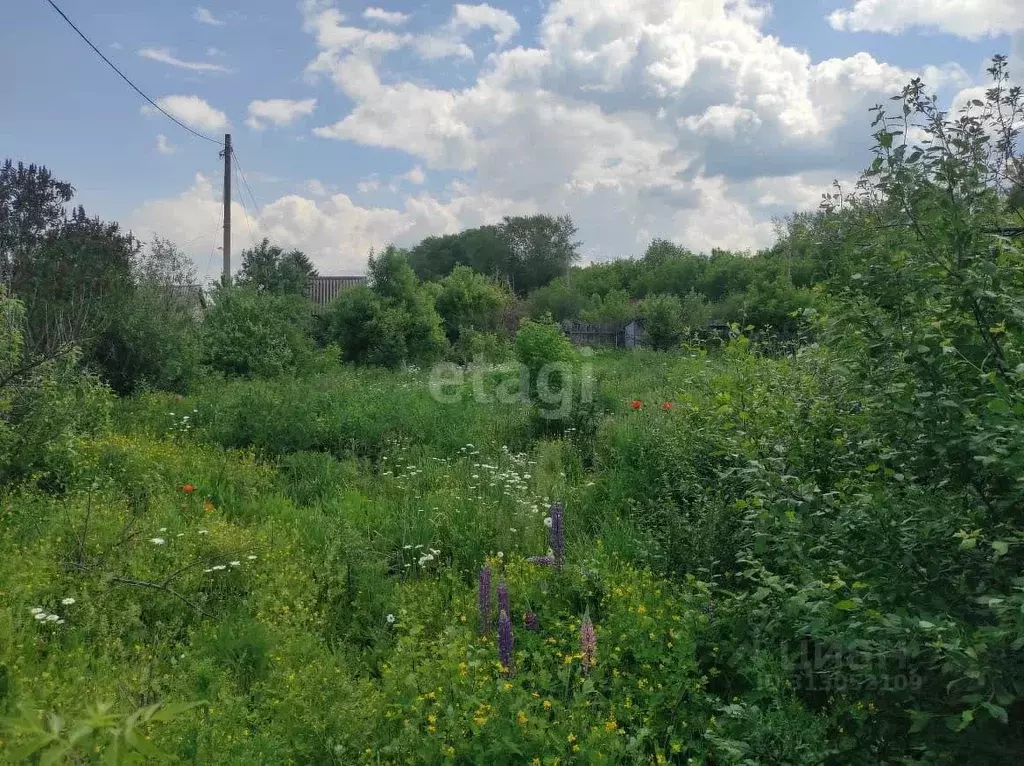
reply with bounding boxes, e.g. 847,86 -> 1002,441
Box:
401,166 -> 427,185
363,7 -> 411,26
155,134 -> 177,155
194,6 -> 225,26
138,47 -> 230,73
246,98 -> 318,129
131,0 -> 979,274
143,95 -> 229,132
413,36 -> 475,61
828,0 -> 1024,40
130,174 -> 532,278
305,179 -> 329,196
450,3 -> 520,46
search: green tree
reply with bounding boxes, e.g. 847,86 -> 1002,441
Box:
499,214 -> 580,295
433,266 -> 512,344
237,238 -> 317,297
0,159 -> 74,285
640,293 -> 685,350
203,286 -> 314,379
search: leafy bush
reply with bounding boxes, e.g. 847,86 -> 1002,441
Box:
640,293 -> 684,350
202,286 -> 314,379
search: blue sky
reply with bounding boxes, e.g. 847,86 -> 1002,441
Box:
2,1 -> 1021,279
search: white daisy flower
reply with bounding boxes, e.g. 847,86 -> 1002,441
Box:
61,597 -> 75,606
386,614 -> 396,624
497,551 -> 504,559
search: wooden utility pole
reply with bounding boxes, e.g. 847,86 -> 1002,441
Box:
221,133 -> 232,284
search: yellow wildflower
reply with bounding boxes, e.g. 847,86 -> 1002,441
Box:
516,711 -> 528,725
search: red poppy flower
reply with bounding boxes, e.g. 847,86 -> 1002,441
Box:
662,402 -> 673,411
203,500 -> 215,512
630,400 -> 643,410
182,484 -> 195,494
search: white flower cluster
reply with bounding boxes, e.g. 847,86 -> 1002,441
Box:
203,555 -> 256,574
29,597 -> 75,626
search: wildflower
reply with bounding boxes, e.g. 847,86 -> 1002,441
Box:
550,501 -> 565,569
247,555 -> 257,560
516,711 -> 528,725
478,564 -> 492,633
543,516 -> 553,528
45,614 -> 59,622
211,565 -> 226,571
203,500 -> 215,512
524,610 -> 540,632
386,614 -> 396,624
605,720 -> 618,732
182,484 -> 195,494
56,619 -> 65,625
543,699 -> 552,710
229,561 -> 241,567
149,537 -> 166,545
630,400 -> 643,410
498,609 -> 514,675
528,555 -> 555,567
159,527 -> 168,532
34,612 -> 48,621
662,401 -> 673,411
581,612 -> 597,674
496,551 -> 504,560
498,579 -> 510,621
30,607 -> 43,615
198,529 -> 209,535
61,597 -> 75,606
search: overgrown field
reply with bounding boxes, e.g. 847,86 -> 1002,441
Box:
2,60 -> 1024,764
3,339 -> 1023,764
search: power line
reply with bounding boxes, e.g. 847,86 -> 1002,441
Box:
44,0 -> 223,146
232,161 -> 259,252
230,148 -> 263,219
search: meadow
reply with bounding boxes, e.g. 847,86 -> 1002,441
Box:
1,61 -> 1023,764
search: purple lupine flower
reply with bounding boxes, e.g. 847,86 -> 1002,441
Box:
478,564 -> 492,633
498,609 -> 514,675
497,579 -> 510,621
528,555 -> 555,567
550,501 -> 565,569
524,610 -> 540,632
580,612 -> 596,674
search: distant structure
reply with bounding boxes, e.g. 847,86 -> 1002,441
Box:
309,275 -> 367,307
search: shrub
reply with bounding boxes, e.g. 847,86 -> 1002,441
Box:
202,286 -> 314,379
640,293 -> 685,350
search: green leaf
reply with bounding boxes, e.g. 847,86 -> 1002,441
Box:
992,541 -> 1009,557
836,599 -> 859,611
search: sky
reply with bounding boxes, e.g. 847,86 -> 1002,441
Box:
2,1 -> 1022,281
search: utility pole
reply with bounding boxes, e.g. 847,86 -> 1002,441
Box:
221,133 -> 232,285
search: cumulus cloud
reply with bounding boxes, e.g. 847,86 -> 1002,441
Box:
138,47 -> 230,73
136,0 -> 977,274
363,7 -> 410,25
155,134 -> 177,155
142,95 -> 229,132
828,0 -> 1024,40
449,3 -> 520,46
130,174 -> 533,279
246,98 -> 318,129
193,6 -> 225,26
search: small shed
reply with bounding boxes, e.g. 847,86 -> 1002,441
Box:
309,275 -> 367,308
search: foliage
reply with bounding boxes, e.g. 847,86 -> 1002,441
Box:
324,246 -> 447,367
236,238 -> 317,298
0,159 -> 74,285
433,265 -> 513,345
93,238 -> 203,395
640,293 -> 685,351
202,286 -> 314,379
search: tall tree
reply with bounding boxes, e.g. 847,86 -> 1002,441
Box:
0,160 -> 74,285
237,238 -> 317,297
498,214 -> 581,294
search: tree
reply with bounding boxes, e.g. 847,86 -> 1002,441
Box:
93,238 -> 203,394
433,266 -> 512,344
237,238 -> 317,298
499,214 -> 580,294
203,286 -> 314,379
324,246 -> 447,367
640,294 -> 685,350
0,159 -> 74,285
